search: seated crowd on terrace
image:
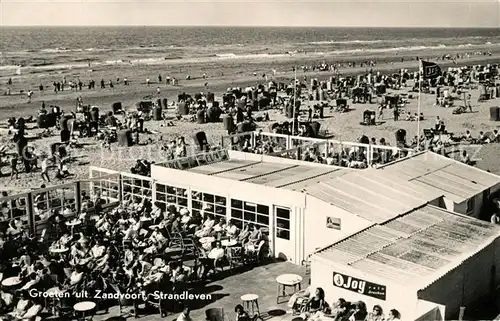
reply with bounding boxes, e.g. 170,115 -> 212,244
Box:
0,184 -> 269,319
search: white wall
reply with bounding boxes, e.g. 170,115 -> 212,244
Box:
415,300 -> 445,321
310,256 -> 419,320
151,164 -> 307,264
452,183 -> 500,218
304,195 -> 373,257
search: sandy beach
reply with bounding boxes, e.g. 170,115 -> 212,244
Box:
0,47 -> 499,193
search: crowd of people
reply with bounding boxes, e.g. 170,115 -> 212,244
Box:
285,286 -> 401,321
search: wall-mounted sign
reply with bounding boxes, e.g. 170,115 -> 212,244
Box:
333,272 -> 386,301
326,217 -> 341,230
162,149 -> 229,170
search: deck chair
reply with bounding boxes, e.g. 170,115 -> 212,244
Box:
205,308 -> 225,321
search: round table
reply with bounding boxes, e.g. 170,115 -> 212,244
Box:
276,274 -> 303,304
74,301 -> 96,320
49,247 -> 69,254
241,294 -> 260,317
1,276 -> 21,287
221,239 -> 238,247
200,236 -> 215,244
207,251 -> 223,259
66,220 -> 82,227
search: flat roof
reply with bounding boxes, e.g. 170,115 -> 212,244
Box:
314,205 -> 500,290
188,158 -> 346,187
285,169 -> 443,224
180,151 -> 443,223
377,151 -> 500,203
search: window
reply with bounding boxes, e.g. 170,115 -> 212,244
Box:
466,197 -> 475,213
0,195 -> 29,230
155,183 -> 187,210
276,207 -> 290,240
192,191 -> 226,220
122,176 -> 152,200
230,199 -> 269,229
88,169 -> 120,202
32,185 -> 76,221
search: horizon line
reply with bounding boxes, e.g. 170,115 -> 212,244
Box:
1,25 -> 498,29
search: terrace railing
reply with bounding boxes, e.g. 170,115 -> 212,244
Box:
222,131 -> 415,166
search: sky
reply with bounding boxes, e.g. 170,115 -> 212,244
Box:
1,0 -> 499,28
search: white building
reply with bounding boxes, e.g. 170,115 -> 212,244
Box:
310,204 -> 500,321
376,151 -> 500,218
151,149 -> 444,264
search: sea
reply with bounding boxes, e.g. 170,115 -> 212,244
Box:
1,27 -> 499,71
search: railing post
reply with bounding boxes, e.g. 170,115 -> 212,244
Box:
187,186 -> 192,213
118,175 -> 123,203
75,181 -> 81,214
367,145 -> 372,166
152,179 -> 157,205
26,192 -> 35,236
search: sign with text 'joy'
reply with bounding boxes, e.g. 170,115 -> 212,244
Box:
333,272 -> 386,301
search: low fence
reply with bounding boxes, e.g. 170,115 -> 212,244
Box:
222,131 -> 416,166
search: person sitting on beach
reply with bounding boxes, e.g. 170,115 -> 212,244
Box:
38,105 -> 47,116
478,131 -> 490,144
56,158 -> 72,179
462,130 -> 472,141
492,130 -> 499,143
461,150 -> 472,165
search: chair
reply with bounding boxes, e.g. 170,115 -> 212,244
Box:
181,236 -> 197,258
292,296 -> 309,315
146,293 -> 167,317
108,283 -> 124,315
205,307 -> 225,321
228,247 -> 244,269
256,241 -> 267,264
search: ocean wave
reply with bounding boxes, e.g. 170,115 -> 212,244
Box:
3,41 -> 497,73
40,48 -> 83,53
215,53 -> 237,58
307,40 -> 384,45
0,65 -> 21,70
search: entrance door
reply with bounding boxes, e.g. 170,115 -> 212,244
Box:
274,206 -> 291,261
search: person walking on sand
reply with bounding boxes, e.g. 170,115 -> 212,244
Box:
378,104 -> 384,120
393,106 -> 399,121
466,93 -> 472,112
146,78 -> 151,86
158,74 -> 162,83
124,77 -> 129,85
41,157 -> 50,182
157,87 -> 161,96
9,156 -> 19,181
